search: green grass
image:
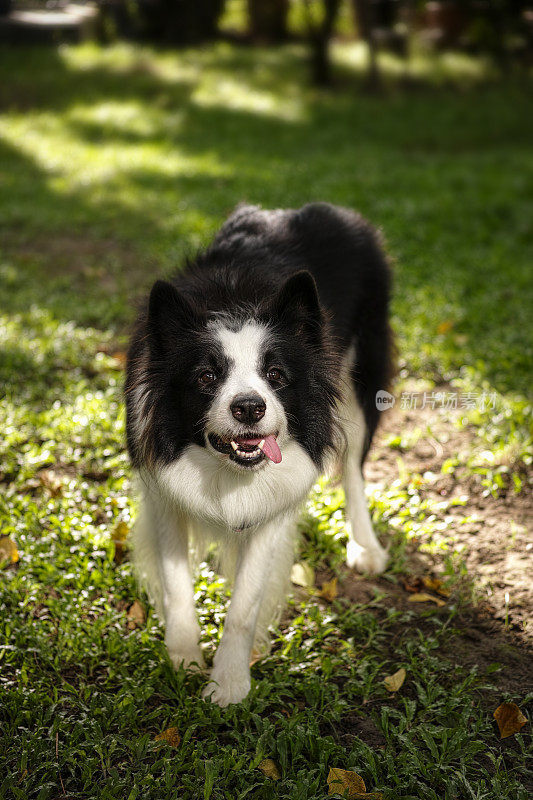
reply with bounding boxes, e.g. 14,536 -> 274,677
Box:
0,42 -> 532,799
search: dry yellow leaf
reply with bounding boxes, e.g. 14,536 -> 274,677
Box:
437,320 -> 454,334
113,521 -> 129,542
257,758 -> 281,780
408,592 -> 445,607
493,702 -> 528,739
0,536 -> 19,566
127,600 -> 146,629
383,667 -> 406,693
112,521 -> 130,564
154,726 -> 181,747
291,561 -> 315,589
422,576 -> 451,597
327,768 -> 365,796
319,577 -> 338,602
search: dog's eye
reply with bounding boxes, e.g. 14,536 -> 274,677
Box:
266,367 -> 284,383
198,370 -> 217,386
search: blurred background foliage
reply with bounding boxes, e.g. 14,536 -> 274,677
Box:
1,1 -> 532,85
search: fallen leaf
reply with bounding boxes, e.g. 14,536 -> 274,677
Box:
291,561 -> 315,589
257,758 -> 281,780
113,521 -> 129,542
408,592 -> 445,607
327,769 -> 383,798
404,575 -> 450,599
127,600 -> 145,629
422,576 -> 451,597
328,768 -> 366,796
154,726 -> 181,747
437,320 -> 454,334
493,702 -> 527,738
0,536 -> 19,566
319,577 -> 338,602
112,521 -> 130,564
383,667 -> 406,693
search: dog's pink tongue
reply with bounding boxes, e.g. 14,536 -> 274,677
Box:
261,435 -> 282,464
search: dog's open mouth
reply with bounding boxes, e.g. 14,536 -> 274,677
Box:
208,433 -> 282,467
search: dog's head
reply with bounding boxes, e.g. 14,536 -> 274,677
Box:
126,271 -> 339,472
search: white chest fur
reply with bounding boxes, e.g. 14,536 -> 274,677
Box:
154,440 -> 318,531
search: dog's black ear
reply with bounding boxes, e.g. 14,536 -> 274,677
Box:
273,270 -> 322,340
148,280 -> 198,352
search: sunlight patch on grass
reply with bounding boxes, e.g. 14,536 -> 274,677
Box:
0,112 -> 232,188
70,100 -> 183,138
58,41 -> 200,85
334,41 -> 497,85
193,73 -> 306,121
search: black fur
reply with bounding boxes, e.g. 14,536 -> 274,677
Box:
126,202 -> 393,468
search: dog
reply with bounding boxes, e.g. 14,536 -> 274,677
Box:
125,202 -> 393,706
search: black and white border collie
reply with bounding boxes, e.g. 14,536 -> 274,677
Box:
126,203 -> 393,706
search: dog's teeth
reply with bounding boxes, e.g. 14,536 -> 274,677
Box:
257,439 -> 265,452
230,441 -> 238,451
233,446 -> 262,460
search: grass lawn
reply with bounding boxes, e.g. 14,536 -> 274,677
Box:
0,42 -> 532,799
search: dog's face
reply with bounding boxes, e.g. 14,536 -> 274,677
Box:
127,271 -> 338,472
201,320 -> 288,470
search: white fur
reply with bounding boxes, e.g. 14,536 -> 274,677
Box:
132,333 -> 386,707
202,511 -> 298,706
133,485 -> 204,668
133,469 -> 307,706
336,347 -> 388,574
206,321 -> 288,455
156,439 -> 317,530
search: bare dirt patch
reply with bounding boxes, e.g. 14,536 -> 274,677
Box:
365,387 -> 532,635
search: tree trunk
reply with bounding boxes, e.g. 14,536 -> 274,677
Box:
247,0 -> 289,42
304,0 -> 341,86
351,0 -> 383,90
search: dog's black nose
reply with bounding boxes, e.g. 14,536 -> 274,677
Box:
230,394 -> 266,425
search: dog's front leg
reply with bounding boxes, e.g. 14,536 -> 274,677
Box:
140,488 -> 204,669
203,521 -> 278,707
159,524 -> 205,671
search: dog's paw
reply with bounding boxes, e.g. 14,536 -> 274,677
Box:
202,669 -> 251,707
346,540 -> 388,575
168,644 -> 205,671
